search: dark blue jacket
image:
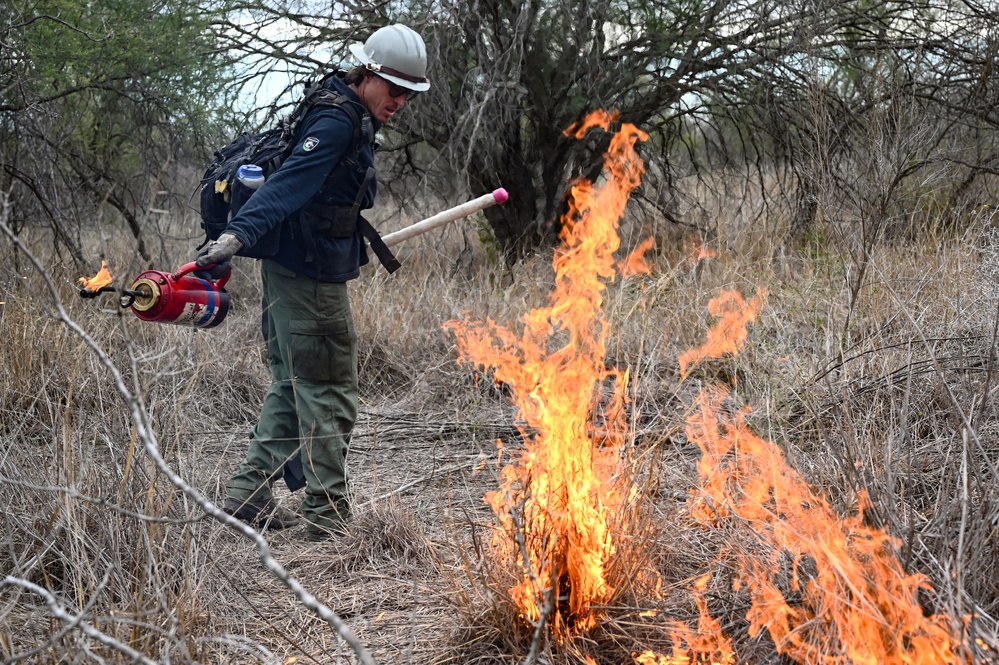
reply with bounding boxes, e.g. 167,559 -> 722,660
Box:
225,76 -> 380,282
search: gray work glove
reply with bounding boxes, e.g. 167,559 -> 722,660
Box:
193,260 -> 232,281
196,233 -> 243,275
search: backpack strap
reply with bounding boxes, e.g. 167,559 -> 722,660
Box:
359,215 -> 401,273
313,93 -> 373,195
344,167 -> 400,273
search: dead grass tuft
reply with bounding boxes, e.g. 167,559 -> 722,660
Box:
348,499 -> 438,570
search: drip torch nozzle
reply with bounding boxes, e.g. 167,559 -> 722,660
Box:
78,284 -> 142,308
78,285 -> 116,299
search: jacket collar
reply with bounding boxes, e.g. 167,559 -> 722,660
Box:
328,71 -> 382,133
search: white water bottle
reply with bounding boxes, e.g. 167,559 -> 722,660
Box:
236,164 -> 265,189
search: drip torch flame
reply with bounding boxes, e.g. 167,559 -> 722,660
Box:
78,260 -> 113,293
445,110 -> 647,635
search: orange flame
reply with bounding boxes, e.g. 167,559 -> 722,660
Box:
447,111 -> 969,662
445,110 -> 647,634
78,260 -> 113,292
677,289 -> 765,378
665,290 -> 966,664
618,236 -> 655,278
686,388 -> 965,664
635,575 -> 736,665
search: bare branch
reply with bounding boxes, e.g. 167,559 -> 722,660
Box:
1,575 -> 159,665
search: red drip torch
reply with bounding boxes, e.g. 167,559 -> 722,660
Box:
80,262 -> 230,329
126,263 -> 230,328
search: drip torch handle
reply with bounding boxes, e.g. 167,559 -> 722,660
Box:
171,262 -> 231,289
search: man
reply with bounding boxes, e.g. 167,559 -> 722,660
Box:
197,23 -> 431,540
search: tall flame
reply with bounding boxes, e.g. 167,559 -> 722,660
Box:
445,110 -> 647,633
78,260 -> 113,292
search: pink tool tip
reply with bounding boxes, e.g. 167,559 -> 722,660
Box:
492,188 -> 509,204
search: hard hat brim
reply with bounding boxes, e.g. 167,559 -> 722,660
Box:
349,42 -> 431,92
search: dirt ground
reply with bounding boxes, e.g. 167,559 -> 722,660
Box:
193,405 -> 540,664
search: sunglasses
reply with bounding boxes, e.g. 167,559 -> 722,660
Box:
379,76 -> 420,101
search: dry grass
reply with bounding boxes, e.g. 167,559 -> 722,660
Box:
1,187 -> 998,664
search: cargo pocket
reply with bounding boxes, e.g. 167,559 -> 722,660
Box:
287,318 -> 355,383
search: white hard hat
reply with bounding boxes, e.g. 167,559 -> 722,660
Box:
348,24 -> 431,92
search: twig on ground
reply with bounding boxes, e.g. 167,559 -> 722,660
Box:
356,458 -> 487,509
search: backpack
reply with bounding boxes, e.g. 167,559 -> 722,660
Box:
197,71 -> 375,260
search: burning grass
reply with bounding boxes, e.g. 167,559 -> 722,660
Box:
444,111 -> 646,635
435,114 -> 998,663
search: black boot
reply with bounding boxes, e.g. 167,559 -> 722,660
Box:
223,497 -> 300,530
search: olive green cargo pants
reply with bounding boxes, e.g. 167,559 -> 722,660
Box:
226,260 -> 357,532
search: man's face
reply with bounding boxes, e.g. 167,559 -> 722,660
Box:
359,74 -> 417,123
